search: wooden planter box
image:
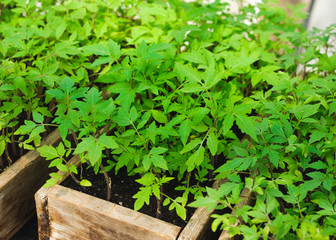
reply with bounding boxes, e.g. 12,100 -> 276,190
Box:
0,130 -> 61,239
35,157 -> 225,240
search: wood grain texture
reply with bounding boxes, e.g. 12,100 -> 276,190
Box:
36,170 -> 227,240
35,154 -> 81,240
0,130 -> 61,240
41,185 -> 181,240
177,179 -> 227,240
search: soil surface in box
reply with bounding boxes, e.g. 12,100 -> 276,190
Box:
10,215 -> 38,240
62,165 -> 199,228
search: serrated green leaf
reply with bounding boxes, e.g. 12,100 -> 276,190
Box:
56,142 -> 65,156
35,107 -> 52,118
179,119 -> 192,145
329,101 -> 336,116
233,102 -> 257,115
56,164 -> 68,172
309,131 -> 326,144
98,134 -> 118,150
0,139 -> 6,156
73,136 -> 96,155
14,76 -> 28,95
43,178 -> 58,188
309,161 -> 327,170
323,178 -> 333,191
38,145 -> 59,160
186,146 -> 205,172
178,52 -> 206,65
58,77 -> 75,95
116,152 -> 131,171
81,44 -> 109,56
174,62 -> 201,83
269,150 -> 280,168
189,196 -> 218,211
108,39 -> 122,59
113,108 -> 132,127
180,83 -> 204,93
270,123 -> 286,137
57,118 -> 72,140
90,56 -> 113,67
163,198 -> 170,206
288,135 -> 297,145
180,138 -> 202,154
15,120 -> 36,135
226,54 -> 258,74
235,115 -> 257,141
151,110 -> 167,124
49,158 -> 62,168
312,196 -> 334,211
207,131 -> 218,156
215,157 -> 245,173
251,66 -> 280,87
136,173 -> 155,186
54,18 -> 66,39
143,155 -> 152,171
232,146 -> 248,157
205,67 -> 223,89
150,147 -> 168,155
175,202 -> 187,220
70,8 -> 86,19
133,187 -> 152,211
28,125 -> 45,142
87,142 -> 103,166
151,155 -> 168,170
222,114 -> 234,136
85,87 -> 102,106
130,106 -> 138,123
32,112 -> 44,124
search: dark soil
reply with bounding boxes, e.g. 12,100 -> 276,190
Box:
0,141 -> 28,173
0,124 -> 55,173
61,165 -> 199,228
10,215 -> 38,240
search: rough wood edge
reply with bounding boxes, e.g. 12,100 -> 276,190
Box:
35,154 -> 80,240
0,130 -> 61,239
40,185 -> 181,240
35,185 -> 54,240
177,178 -> 228,240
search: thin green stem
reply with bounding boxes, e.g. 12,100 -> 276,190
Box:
130,121 -> 149,154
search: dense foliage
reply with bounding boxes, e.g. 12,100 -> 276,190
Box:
1,0 -> 336,239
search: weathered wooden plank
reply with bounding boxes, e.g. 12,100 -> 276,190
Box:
0,130 -> 61,240
43,185 -> 181,240
35,185 -> 53,240
177,179 -> 227,240
35,154 -> 81,240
